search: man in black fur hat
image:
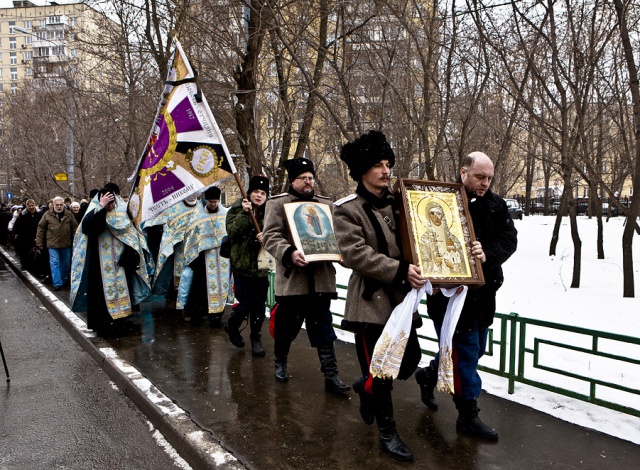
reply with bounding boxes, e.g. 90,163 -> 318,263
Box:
333,130 -> 424,461
262,158 -> 350,395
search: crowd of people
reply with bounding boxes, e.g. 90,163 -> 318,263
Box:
0,132 -> 517,463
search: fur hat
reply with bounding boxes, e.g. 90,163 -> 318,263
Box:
248,175 -> 270,196
340,130 -> 395,182
204,186 -> 221,200
283,158 -> 315,182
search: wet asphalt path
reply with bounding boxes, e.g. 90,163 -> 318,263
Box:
0,257 -> 188,470
4,247 -> 640,469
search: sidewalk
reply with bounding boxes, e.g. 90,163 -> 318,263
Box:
2,246 -> 640,469
0,254 -> 189,469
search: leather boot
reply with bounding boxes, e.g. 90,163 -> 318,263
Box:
251,339 -> 265,357
374,392 -> 413,461
208,314 -> 223,328
224,322 -> 245,348
455,399 -> 499,440
415,360 -> 438,410
274,356 -> 289,382
352,377 -> 375,425
250,318 -> 265,357
317,343 -> 351,394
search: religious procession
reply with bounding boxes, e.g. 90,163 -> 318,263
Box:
0,38 -> 520,466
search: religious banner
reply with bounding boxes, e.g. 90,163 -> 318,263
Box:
128,40 -> 236,226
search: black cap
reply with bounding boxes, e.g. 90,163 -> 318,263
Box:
283,158 -> 315,183
248,175 -> 270,196
99,182 -> 120,198
204,186 -> 221,200
103,182 -> 120,195
340,130 -> 395,182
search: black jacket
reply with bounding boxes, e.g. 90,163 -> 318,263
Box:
427,188 -> 517,330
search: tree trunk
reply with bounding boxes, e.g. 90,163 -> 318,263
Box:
613,0 -> 639,297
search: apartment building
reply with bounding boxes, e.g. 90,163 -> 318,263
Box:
0,0 -> 101,93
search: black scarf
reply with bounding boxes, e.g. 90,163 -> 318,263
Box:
356,183 -> 399,304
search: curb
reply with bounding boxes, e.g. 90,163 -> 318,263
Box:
0,247 -> 246,470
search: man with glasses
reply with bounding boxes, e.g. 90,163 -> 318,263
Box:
263,158 -> 350,395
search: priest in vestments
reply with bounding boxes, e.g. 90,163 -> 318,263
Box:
70,183 -> 152,336
181,186 -> 231,327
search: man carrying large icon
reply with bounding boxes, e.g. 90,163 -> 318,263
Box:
333,130 -> 425,462
415,151 -> 517,441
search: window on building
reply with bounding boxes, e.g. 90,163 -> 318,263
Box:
10,68 -> 18,80
35,47 -> 49,57
0,84 -> 4,93
25,36 -> 32,45
9,22 -> 15,34
25,67 -> 32,76
48,16 -> 61,24
10,53 -> 16,65
11,83 -> 17,94
0,69 -> 3,78
9,38 -> 16,50
70,17 -> 77,27
24,51 -> 32,61
23,20 -> 32,30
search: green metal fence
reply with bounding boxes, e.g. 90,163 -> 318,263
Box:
267,273 -> 640,417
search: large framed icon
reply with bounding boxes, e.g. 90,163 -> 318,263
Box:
283,201 -> 342,262
395,179 -> 484,287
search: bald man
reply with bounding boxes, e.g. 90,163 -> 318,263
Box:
415,152 -> 517,440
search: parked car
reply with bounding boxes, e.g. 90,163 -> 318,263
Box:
530,201 -> 544,214
505,199 -> 523,220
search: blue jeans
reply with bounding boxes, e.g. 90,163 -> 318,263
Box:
433,320 -> 489,401
49,247 -> 70,288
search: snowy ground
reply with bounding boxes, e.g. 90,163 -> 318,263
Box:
334,214 -> 640,445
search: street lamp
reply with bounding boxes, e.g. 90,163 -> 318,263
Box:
15,25 -> 75,197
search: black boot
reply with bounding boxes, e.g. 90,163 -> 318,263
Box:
208,314 -> 223,328
250,339 -> 265,357
415,360 -> 438,410
455,399 -> 499,440
352,377 -> 375,425
274,356 -> 289,382
224,322 -> 245,348
250,318 -> 265,357
374,392 -> 413,462
317,343 -> 351,394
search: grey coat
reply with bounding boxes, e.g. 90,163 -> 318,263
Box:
333,188 -> 416,326
262,190 -> 337,299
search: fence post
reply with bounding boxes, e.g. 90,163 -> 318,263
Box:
508,312 -> 519,394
